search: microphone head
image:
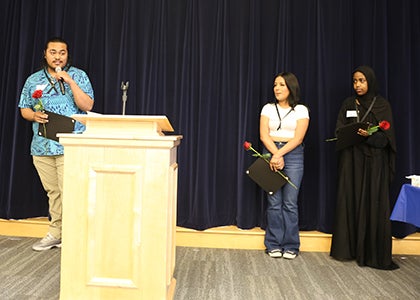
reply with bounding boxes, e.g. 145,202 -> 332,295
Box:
55,66 -> 62,72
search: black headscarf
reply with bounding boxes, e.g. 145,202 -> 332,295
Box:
352,65 -> 379,102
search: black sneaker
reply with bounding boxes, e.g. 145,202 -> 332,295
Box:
283,250 -> 297,259
268,249 -> 283,258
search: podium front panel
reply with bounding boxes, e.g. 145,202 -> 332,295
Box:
59,133 -> 181,300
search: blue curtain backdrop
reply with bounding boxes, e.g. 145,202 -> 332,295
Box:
1,0 -> 419,234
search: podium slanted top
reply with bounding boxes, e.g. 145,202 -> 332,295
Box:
71,113 -> 174,136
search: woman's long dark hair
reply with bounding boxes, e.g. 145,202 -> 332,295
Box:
274,72 -> 301,108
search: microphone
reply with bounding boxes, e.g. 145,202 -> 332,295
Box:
55,66 -> 65,95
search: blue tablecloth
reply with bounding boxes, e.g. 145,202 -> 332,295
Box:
390,184 -> 420,228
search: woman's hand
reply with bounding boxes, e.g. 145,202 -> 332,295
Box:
270,156 -> 284,171
357,128 -> 369,137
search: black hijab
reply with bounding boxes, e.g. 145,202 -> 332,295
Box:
353,65 -> 378,102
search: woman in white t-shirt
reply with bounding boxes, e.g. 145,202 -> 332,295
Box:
259,72 -> 309,259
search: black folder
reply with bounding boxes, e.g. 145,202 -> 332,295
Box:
246,157 -> 287,194
37,110 -> 76,142
335,122 -> 369,151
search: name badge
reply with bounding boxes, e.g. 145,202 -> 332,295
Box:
36,84 -> 48,91
346,110 -> 357,118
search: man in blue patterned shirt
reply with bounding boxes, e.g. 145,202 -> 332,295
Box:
18,37 -> 94,251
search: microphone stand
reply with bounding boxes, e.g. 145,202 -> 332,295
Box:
121,81 -> 129,115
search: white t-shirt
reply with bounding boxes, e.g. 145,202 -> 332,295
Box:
260,103 -> 309,139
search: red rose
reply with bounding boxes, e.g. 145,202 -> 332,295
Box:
367,120 -> 391,135
379,120 -> 390,131
243,141 -> 252,150
32,90 -> 43,99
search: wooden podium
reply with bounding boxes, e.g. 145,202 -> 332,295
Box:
58,114 -> 182,300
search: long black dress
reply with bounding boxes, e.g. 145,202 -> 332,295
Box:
330,67 -> 398,270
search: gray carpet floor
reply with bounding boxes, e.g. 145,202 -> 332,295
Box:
1,235 -> 419,300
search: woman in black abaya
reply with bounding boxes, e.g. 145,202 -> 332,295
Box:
330,65 -> 399,270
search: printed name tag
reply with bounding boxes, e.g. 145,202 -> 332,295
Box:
346,110 -> 357,118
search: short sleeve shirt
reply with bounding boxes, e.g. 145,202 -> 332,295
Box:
261,103 -> 309,139
18,67 -> 94,156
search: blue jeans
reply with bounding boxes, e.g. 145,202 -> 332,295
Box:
264,142 -> 304,253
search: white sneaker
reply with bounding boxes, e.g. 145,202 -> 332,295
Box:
283,250 -> 297,259
32,233 -> 61,251
268,249 -> 283,258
